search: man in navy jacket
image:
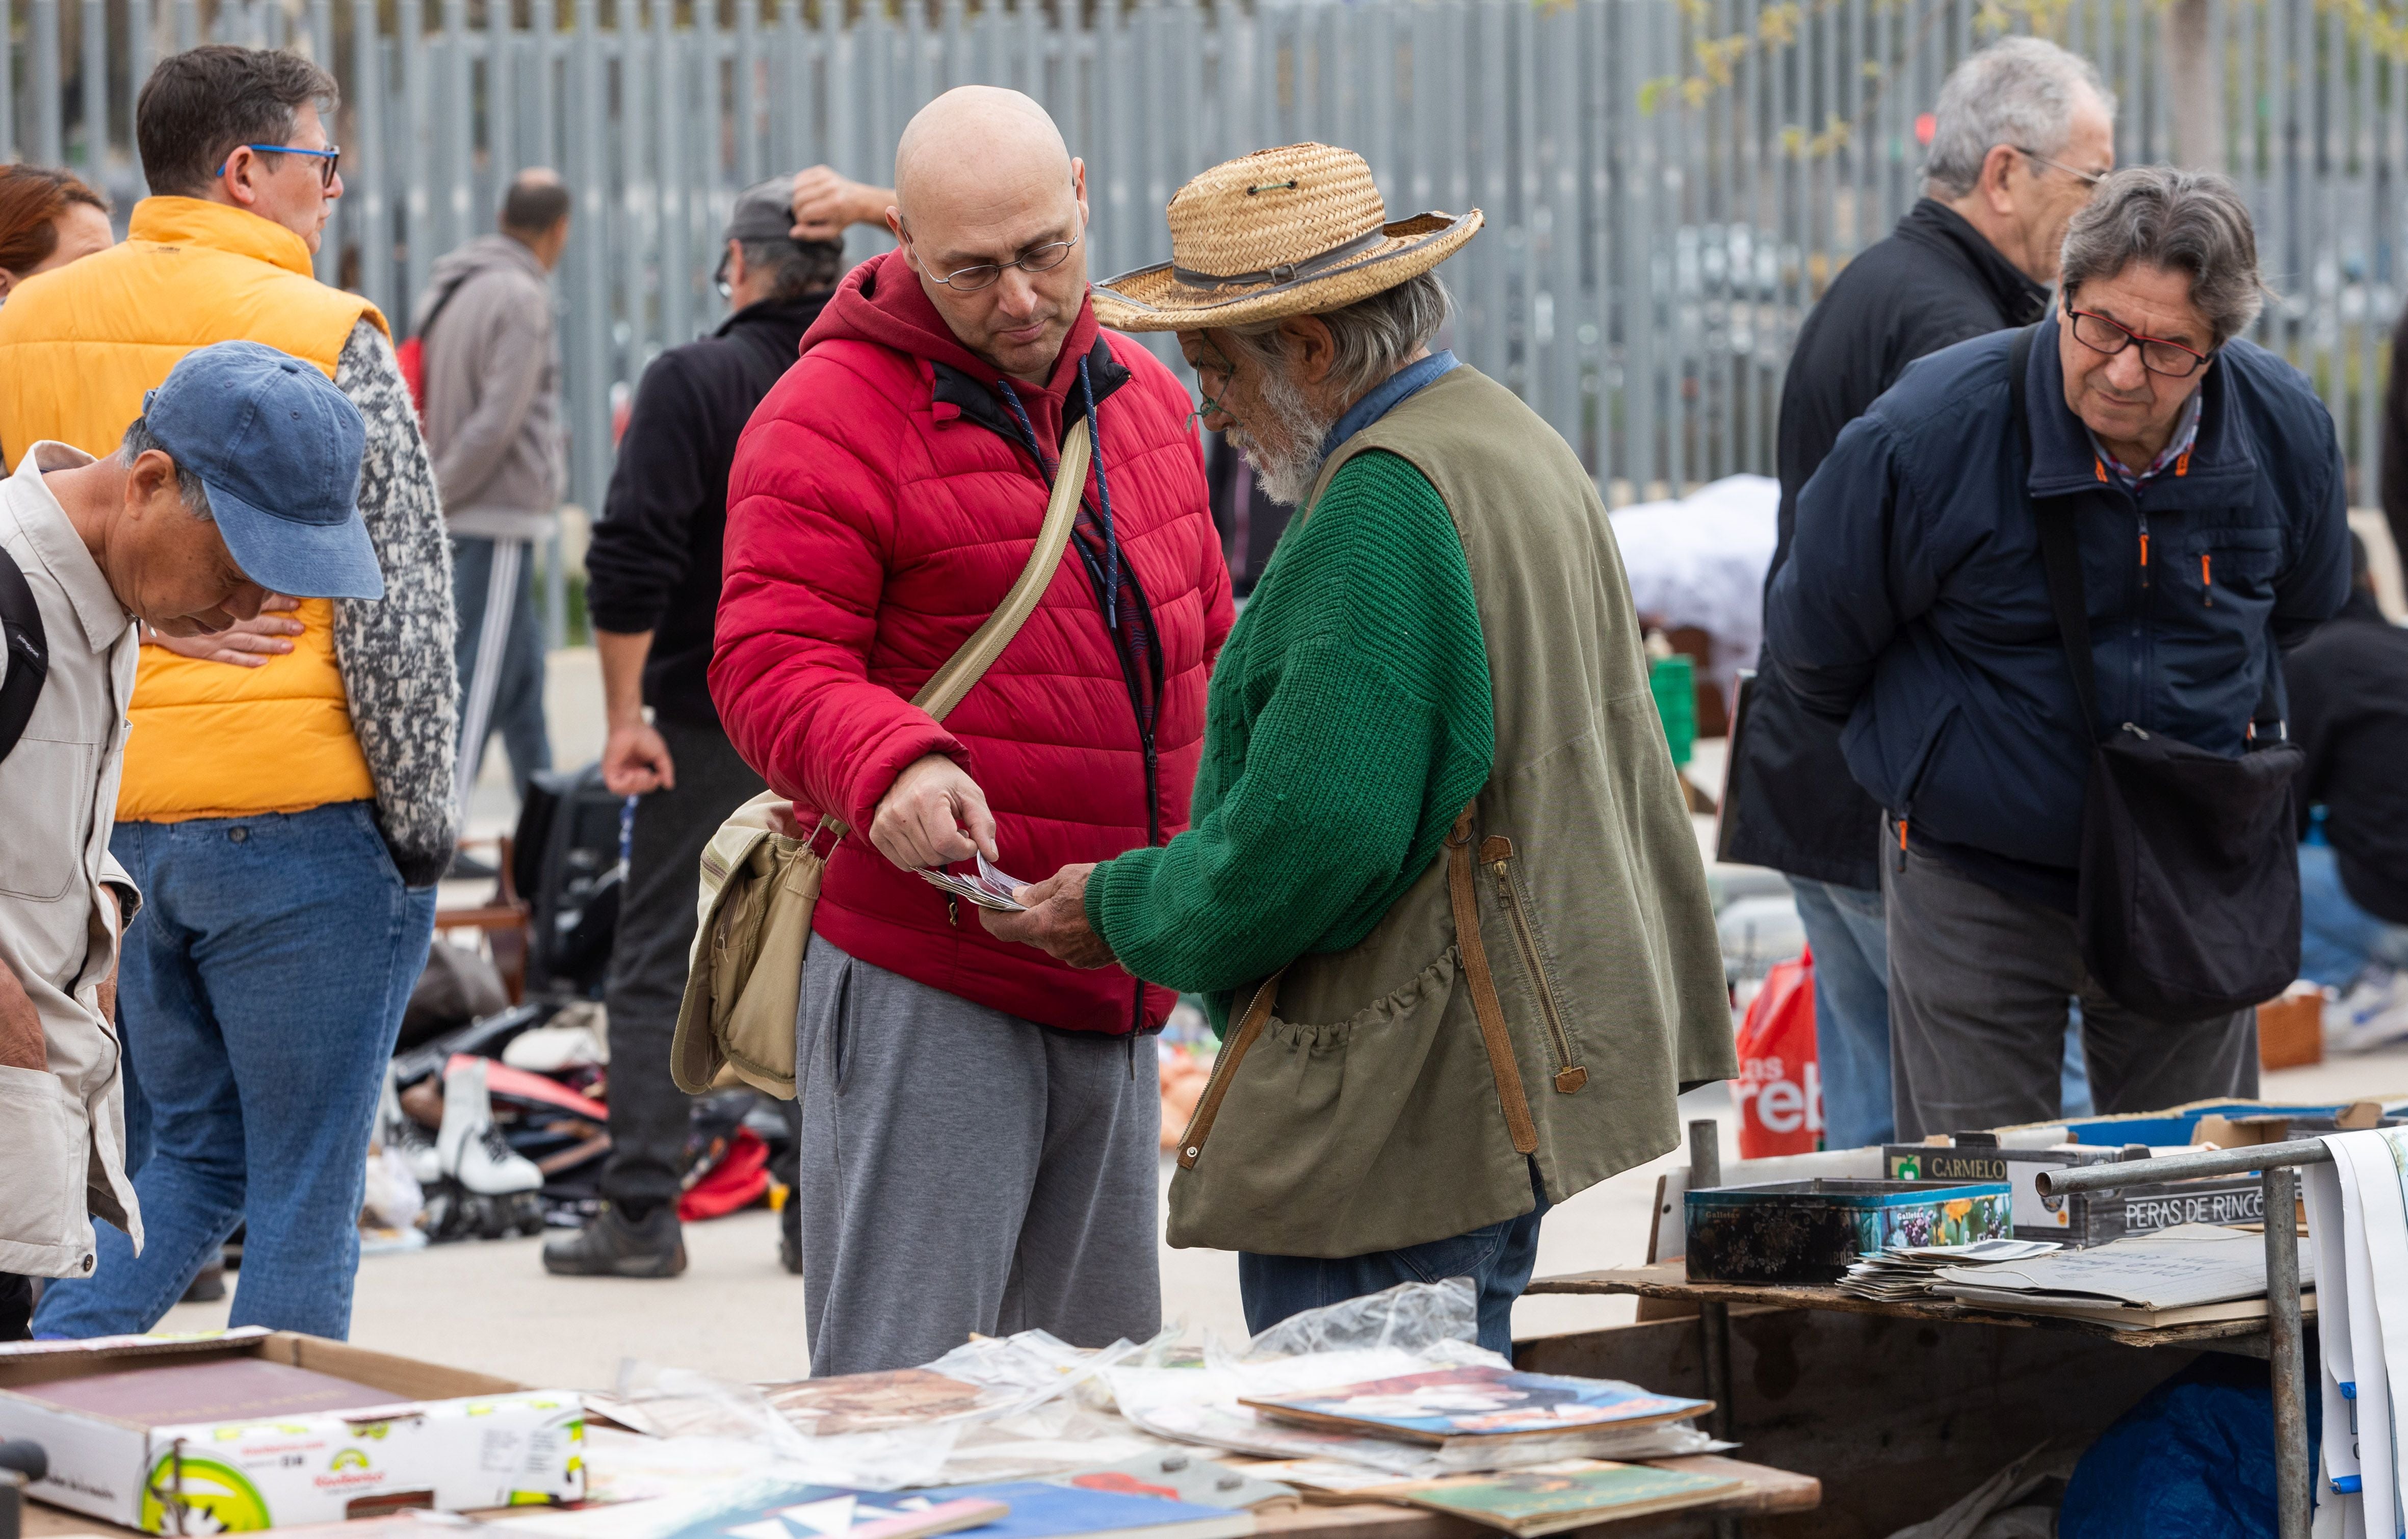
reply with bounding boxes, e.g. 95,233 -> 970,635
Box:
1768,167 -> 2348,1139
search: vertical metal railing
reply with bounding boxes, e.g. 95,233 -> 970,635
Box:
8,0 -> 2408,543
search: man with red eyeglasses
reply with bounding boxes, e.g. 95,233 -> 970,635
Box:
1766,166 -> 2349,1139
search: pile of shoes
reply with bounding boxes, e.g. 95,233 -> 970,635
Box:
379,1057 -> 546,1242
372,990 -> 799,1245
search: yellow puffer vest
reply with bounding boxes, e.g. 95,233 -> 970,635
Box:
0,198 -> 390,822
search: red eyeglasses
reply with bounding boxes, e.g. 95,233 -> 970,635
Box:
2066,307 -> 2212,378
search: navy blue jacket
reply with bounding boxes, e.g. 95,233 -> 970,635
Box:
1766,315 -> 2350,900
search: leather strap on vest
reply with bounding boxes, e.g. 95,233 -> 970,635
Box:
1173,968 -> 1285,1169
1448,804 -> 1539,1154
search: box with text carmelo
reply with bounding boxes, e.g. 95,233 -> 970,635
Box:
0,1326 -> 583,1531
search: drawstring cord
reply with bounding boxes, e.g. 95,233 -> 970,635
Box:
995,357 -> 1117,628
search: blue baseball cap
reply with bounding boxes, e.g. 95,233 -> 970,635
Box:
142,341 -> 382,601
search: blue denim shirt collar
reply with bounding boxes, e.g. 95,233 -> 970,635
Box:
1320,350 -> 1460,461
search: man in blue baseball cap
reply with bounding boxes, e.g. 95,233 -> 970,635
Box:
0,340 -> 374,1317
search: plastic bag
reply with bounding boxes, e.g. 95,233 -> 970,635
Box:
1734,947 -> 1821,1157
1106,1282 -> 1723,1476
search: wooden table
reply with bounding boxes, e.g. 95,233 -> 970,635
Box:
1527,1262 -> 2289,1355
22,1455 -> 1817,1539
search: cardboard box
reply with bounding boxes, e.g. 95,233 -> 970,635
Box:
2257,989 -> 2324,1072
0,1327 -> 583,1532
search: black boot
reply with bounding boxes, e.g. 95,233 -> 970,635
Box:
541,1204 -> 686,1278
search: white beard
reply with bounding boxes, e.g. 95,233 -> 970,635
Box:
1227,365 -> 1338,507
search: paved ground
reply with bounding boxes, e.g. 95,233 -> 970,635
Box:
168,649 -> 2389,1389
154,1054 -> 2408,1389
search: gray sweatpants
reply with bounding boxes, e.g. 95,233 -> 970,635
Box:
1883,825 -> 2259,1142
794,936 -> 1162,1376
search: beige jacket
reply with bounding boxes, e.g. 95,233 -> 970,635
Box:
0,442 -> 142,1278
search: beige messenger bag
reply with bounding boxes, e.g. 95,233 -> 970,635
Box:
669,419 -> 1092,1099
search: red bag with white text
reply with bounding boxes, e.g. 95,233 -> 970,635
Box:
1733,947 -> 1823,1157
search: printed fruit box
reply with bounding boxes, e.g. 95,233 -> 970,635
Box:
1685,1178 -> 2013,1285
0,1326 -> 584,1531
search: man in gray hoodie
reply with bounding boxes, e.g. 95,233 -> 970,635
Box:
417,169 -> 570,810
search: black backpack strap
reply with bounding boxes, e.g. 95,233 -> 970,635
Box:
0,544 -> 49,763
2007,324 -> 2104,741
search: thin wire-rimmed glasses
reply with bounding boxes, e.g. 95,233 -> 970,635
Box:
216,143 -> 342,188
2011,145 -> 2106,188
2066,307 -> 2214,378
911,226 -> 1082,292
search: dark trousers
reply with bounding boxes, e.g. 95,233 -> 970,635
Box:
1883,822 -> 2259,1141
1238,1161 -> 1551,1358
599,716 -> 766,1216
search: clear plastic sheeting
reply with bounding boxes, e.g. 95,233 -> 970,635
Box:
1104,1282 -> 1725,1476
1235,1278 -> 1495,1364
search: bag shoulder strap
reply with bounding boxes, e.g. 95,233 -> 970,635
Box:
2009,325 -> 2104,740
912,415 -> 1089,723
807,416 -> 1091,841
0,544 -> 49,764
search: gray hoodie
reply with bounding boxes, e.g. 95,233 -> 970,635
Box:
415,232 -> 564,538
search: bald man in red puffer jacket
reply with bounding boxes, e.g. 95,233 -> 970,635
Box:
713,87 -> 1231,1375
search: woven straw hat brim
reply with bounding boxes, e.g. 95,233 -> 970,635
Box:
1091,210 -> 1481,333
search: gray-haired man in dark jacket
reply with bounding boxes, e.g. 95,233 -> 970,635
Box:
1723,36 -> 2114,1151
1767,168 -> 2349,1139
541,177 -> 846,1279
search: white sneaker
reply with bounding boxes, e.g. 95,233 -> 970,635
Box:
437,1056 -> 544,1197
380,1064 -> 442,1188
2325,968 -> 2408,1054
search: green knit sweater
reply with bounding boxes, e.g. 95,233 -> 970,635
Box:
1086,449 -> 1495,1031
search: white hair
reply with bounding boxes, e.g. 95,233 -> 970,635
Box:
1922,37 -> 2116,199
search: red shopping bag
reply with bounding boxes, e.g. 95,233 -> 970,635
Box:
1733,947 -> 1823,1157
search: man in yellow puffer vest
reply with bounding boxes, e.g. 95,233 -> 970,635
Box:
0,46 -> 459,1342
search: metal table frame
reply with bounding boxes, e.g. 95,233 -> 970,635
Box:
2038,1134 -> 2332,1539
1672,1124 -> 2334,1539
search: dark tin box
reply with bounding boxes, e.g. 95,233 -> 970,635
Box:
1685,1178 -> 2014,1285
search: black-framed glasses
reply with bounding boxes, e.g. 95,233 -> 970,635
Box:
2066,306 -> 2214,378
911,227 -> 1082,292
2011,145 -> 2106,188
216,143 -> 342,188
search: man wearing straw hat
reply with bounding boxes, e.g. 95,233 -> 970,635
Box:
987,144 -> 1734,1353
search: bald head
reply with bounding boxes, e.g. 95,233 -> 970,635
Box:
895,87 -> 1070,220
887,86 -> 1090,384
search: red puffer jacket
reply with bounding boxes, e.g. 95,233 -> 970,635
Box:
713,250 -> 1233,1035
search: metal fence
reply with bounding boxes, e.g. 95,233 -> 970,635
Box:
14,0 -> 2408,532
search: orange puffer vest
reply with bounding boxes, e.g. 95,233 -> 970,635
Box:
0,197 -> 388,821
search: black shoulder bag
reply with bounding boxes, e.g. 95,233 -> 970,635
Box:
0,544 -> 48,763
2005,325 -> 2304,1024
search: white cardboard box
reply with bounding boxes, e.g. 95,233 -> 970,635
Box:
0,1327 -> 584,1532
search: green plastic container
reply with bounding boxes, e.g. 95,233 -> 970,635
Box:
1650,654 -> 1696,766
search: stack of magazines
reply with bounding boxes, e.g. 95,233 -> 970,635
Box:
1836,1238 -> 2063,1302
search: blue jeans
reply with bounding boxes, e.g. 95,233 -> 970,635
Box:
1790,878 -> 1893,1151
1237,1162 -> 1551,1358
34,803 -> 436,1340
452,536 -> 551,801
2298,842 -> 2408,989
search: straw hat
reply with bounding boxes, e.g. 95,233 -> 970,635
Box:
1090,143 -> 1481,333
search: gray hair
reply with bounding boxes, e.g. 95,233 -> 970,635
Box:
120,416 -> 213,519
740,237 -> 847,303
1222,271 -> 1453,404
1922,37 -> 2115,199
2059,166 -> 2265,346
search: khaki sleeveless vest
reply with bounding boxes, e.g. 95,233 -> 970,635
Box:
0,197 -> 386,822
1166,366 -> 1734,1258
